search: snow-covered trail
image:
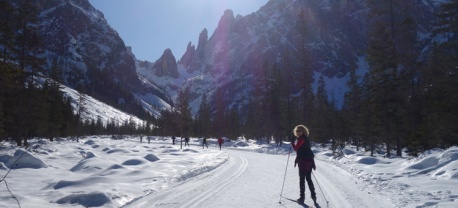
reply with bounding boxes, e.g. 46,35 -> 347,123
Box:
124,149 -> 394,208
312,159 -> 393,208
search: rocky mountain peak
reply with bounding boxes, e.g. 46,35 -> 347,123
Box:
215,9 -> 235,35
196,28 -> 208,56
152,48 -> 178,78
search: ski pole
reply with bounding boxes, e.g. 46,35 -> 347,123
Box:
312,171 -> 329,206
279,146 -> 292,204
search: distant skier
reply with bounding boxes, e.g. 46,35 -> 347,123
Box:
172,136 -> 176,145
218,137 -> 223,150
276,137 -> 282,146
202,137 -> 208,149
291,125 -> 316,205
185,137 -> 190,146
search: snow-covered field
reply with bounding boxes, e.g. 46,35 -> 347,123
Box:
0,136 -> 457,208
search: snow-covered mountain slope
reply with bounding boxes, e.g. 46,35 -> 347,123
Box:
61,84 -> 146,126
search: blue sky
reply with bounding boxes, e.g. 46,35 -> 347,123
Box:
88,0 -> 269,62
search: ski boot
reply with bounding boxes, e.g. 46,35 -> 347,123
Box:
312,195 -> 317,204
296,196 -> 305,205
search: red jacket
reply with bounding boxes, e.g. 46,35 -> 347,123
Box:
291,135 -> 314,159
291,135 -> 315,170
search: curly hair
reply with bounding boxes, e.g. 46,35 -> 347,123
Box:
293,125 -> 310,138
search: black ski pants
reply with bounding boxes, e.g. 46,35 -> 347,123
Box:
298,161 -> 315,199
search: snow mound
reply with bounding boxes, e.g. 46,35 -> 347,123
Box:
6,150 -> 48,169
432,161 -> 458,179
342,148 -> 356,155
162,148 -> 179,153
232,141 -> 249,147
438,147 -> 458,164
85,152 -> 96,159
122,159 -> 144,166
407,156 -> 439,169
452,171 -> 458,179
55,191 -> 110,207
54,177 -> 109,189
84,140 -> 96,145
183,148 -> 199,153
406,147 -> 458,174
106,148 -> 130,154
357,156 -> 378,165
70,158 -> 108,173
107,164 -> 124,170
430,147 -> 458,180
144,154 -> 160,162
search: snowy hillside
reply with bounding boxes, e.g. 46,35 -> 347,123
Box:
61,85 -> 146,127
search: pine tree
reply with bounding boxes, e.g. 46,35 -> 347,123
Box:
268,63 -> 288,140
242,97 -> 256,140
313,75 -> 333,144
343,67 -> 363,149
226,104 -> 241,140
61,97 -> 77,137
367,0 -> 402,157
249,60 -> 270,140
76,86 -> 88,142
175,87 -> 192,137
41,61 -> 66,141
360,73 -> 377,156
196,92 -> 212,137
397,15 -> 423,156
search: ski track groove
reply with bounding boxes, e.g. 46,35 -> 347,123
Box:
179,155 -> 249,208
123,151 -> 248,208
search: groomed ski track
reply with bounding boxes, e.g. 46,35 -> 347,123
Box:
124,149 -> 393,208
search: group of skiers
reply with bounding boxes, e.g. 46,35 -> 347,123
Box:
171,136 -> 224,150
201,137 -> 224,150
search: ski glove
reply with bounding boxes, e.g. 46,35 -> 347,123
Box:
312,160 -> 316,170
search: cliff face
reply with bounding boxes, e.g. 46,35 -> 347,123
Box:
151,49 -> 178,78
36,0 -> 138,87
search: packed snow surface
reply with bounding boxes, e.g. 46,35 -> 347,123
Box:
0,136 -> 457,208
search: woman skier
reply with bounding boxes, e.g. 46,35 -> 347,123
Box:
291,125 -> 316,205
